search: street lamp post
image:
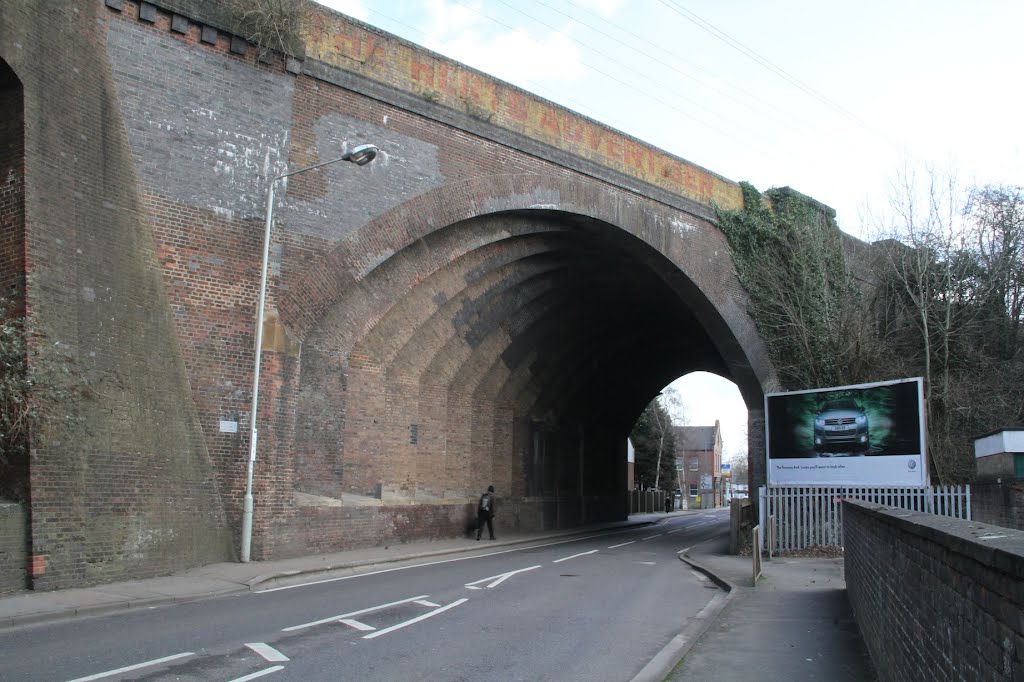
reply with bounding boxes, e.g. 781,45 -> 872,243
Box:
240,143 -> 379,563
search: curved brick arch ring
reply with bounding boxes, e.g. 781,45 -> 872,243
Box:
278,173 -> 776,403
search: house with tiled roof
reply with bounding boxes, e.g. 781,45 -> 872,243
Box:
672,421 -> 723,509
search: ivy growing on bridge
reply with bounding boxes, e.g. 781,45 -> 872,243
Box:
714,183 -> 881,392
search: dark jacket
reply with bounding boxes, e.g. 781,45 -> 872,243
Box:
477,491 -> 495,518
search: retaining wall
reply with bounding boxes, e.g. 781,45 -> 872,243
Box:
844,500 -> 1024,680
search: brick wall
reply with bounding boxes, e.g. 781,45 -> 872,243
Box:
844,500 -> 1024,680
0,59 -> 24,306
972,481 -> 1024,531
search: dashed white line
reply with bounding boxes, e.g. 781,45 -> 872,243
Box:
641,534 -> 663,540
338,619 -> 376,632
414,599 -> 440,607
245,643 -> 289,662
283,595 -> 429,631
608,540 -> 636,549
228,665 -> 285,682
363,599 -> 468,640
553,549 -> 599,563
66,653 -> 194,682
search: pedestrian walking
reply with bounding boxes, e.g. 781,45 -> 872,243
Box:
476,485 -> 495,540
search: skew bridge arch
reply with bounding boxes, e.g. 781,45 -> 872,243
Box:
0,0 -> 791,586
257,174 -> 774,557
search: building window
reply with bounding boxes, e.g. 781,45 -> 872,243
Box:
689,458 -> 699,471
689,483 -> 699,497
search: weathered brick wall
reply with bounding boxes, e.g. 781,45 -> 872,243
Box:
973,481 -> 1024,531
0,503 -> 27,594
1,0 -> 235,590
844,501 -> 1024,680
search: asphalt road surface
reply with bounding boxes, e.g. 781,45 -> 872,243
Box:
0,510 -> 729,681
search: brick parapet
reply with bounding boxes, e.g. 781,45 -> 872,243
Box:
844,500 -> 1024,680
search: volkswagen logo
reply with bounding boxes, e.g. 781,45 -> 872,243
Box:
908,459 -> 917,470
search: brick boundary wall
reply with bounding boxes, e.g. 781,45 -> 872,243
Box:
843,500 -> 1024,680
972,481 -> 1024,532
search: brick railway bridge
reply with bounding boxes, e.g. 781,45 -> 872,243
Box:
0,0 -> 802,590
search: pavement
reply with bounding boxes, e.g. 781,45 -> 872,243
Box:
0,511 -> 877,681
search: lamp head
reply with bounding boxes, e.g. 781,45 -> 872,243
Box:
345,144 -> 379,166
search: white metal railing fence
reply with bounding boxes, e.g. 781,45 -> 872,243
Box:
758,485 -> 971,553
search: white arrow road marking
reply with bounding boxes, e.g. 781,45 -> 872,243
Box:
464,565 -> 541,590
283,595 -> 430,631
67,653 -> 195,682
228,665 -> 285,682
363,599 -> 468,640
245,643 -> 289,662
607,540 -> 635,549
338,619 -> 376,632
553,549 -> 598,563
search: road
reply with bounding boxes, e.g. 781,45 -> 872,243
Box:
0,510 -> 729,681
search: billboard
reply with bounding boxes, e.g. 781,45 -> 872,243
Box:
765,378 -> 927,487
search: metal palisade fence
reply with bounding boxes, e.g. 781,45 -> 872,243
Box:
758,485 -> 971,553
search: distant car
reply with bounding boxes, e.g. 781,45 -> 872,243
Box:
813,399 -> 869,453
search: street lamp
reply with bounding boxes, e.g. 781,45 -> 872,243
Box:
240,143 -> 379,563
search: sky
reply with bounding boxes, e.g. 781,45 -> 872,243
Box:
312,0 -> 1023,460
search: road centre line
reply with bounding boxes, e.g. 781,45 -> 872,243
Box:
283,595 -> 429,631
245,643 -> 289,662
257,531 -> 632,593
641,534 -> 663,540
553,549 -> 599,563
465,565 -> 541,589
607,540 -> 636,549
66,652 -> 194,682
228,665 -> 285,682
363,598 -> 468,640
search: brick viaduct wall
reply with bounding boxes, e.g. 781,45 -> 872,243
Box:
844,501 -> 1024,680
0,0 -> 780,589
973,481 -> 1024,531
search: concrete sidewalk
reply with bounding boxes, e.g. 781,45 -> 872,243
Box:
662,536 -> 877,681
0,513 -> 672,629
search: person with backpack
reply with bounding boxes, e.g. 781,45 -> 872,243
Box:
476,485 -> 496,540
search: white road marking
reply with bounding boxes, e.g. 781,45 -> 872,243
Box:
664,528 -> 684,534
690,570 -> 708,582
257,531 -> 630,593
283,595 -> 429,631
228,665 -> 285,682
636,561 -> 656,565
245,643 -> 289,662
338,619 -> 376,632
607,540 -> 636,549
553,549 -> 598,563
66,653 -> 194,682
677,546 -> 691,554
363,599 -> 468,640
464,565 -> 541,589
641,534 -> 663,540
414,599 -> 440,607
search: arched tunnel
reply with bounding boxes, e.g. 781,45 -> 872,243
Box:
282,196 -> 761,533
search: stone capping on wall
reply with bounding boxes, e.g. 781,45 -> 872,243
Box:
846,499 -> 1024,578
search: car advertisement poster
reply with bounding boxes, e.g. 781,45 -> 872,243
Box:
765,378 -> 927,487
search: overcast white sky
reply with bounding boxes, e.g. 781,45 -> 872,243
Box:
314,0 -> 1022,459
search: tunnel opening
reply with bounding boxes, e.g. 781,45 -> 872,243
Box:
288,205 -> 756,539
